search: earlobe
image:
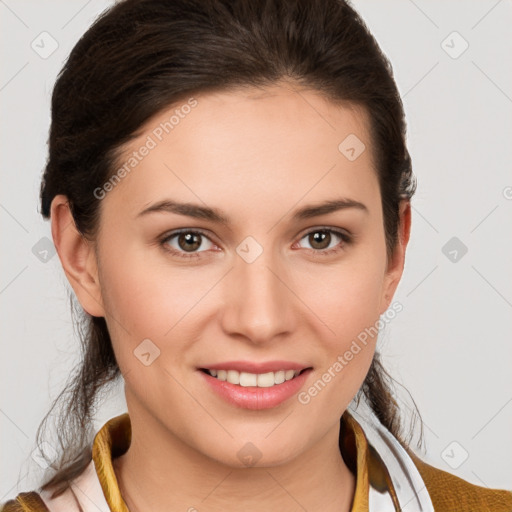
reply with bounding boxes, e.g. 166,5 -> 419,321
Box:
379,200 -> 412,314
50,195 -> 105,317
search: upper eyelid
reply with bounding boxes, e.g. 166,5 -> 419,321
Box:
161,228 -> 217,245
298,225 -> 351,238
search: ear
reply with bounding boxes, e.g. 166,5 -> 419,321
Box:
50,194 -> 105,317
379,199 -> 411,314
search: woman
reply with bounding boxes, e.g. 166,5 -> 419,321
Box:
2,0 -> 511,511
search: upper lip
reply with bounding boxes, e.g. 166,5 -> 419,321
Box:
198,361 -> 312,374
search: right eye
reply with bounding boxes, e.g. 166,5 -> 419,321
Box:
159,229 -> 218,259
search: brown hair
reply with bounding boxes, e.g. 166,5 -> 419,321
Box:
36,0 -> 423,498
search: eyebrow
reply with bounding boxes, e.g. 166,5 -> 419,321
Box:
136,197 -> 368,225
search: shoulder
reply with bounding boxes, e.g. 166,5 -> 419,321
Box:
1,493 -> 50,512
407,449 -> 512,512
1,485 -> 84,512
1,463 -> 91,512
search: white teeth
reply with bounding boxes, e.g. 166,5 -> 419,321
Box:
285,369 -> 295,380
240,372 -> 257,386
207,368 -> 303,387
227,370 -> 240,384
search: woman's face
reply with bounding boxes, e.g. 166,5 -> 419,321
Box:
64,83 -> 408,467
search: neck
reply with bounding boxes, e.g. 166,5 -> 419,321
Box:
113,396 -> 356,512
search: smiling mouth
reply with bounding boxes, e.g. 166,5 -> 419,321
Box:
199,367 -> 312,388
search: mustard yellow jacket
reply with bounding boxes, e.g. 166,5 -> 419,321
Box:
2,410 -> 512,511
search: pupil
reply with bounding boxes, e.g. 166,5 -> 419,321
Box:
179,232 -> 201,252
310,231 -> 330,250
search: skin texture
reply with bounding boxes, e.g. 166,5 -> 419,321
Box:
50,82 -> 411,512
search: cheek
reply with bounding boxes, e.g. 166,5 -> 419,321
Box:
296,270 -> 384,419
296,243 -> 387,396
302,253 -> 386,341
97,248 -> 181,354
98,247 -> 224,376
99,240 -> 204,330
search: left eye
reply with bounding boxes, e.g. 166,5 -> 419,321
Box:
296,228 -> 351,254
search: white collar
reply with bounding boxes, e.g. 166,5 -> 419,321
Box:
40,459 -> 110,512
350,404 -> 435,511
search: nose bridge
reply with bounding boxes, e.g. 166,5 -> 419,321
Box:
221,238 -> 294,343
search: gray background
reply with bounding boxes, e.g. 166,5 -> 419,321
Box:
1,0 -> 511,500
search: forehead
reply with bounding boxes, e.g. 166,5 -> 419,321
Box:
102,84 -> 379,222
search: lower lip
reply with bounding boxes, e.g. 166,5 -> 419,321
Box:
198,369 -> 313,410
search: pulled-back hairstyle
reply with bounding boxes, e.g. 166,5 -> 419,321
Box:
35,0 -> 423,498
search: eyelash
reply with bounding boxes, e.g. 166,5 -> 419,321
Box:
158,227 -> 352,260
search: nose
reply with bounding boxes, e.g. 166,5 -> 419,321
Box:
219,247 -> 295,345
